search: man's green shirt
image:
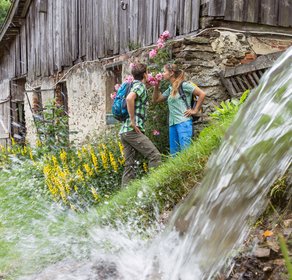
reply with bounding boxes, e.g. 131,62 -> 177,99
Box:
119,81 -> 148,134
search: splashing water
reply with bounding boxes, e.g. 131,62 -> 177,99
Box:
116,47 -> 292,279
1,47 -> 291,280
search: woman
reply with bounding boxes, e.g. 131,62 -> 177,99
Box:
153,64 -> 206,155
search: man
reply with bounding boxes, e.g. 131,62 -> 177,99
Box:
120,63 -> 161,186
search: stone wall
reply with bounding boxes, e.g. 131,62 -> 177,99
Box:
66,62 -> 107,144
22,30 -> 292,146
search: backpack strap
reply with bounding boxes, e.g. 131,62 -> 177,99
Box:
178,81 -> 191,109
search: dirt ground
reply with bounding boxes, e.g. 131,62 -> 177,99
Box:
223,210 -> 292,280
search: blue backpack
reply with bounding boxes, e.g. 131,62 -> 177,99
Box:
112,82 -> 133,122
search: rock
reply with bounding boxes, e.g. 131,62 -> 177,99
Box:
273,259 -> 285,266
183,37 -> 210,45
254,247 -> 271,258
266,240 -> 280,252
283,219 -> 292,227
184,45 -> 215,53
263,266 -> 272,272
283,228 -> 292,236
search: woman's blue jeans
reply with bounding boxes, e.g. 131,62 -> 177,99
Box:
169,119 -> 193,155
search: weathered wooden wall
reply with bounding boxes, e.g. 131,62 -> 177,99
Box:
0,0 -> 201,81
208,0 -> 292,27
0,80 -> 10,146
0,0 -> 291,82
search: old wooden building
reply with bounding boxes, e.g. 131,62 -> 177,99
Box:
0,0 -> 291,146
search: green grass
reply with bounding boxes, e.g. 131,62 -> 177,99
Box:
95,114 -> 235,229
0,111 -> 236,277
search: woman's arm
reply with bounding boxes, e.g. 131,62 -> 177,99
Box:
192,86 -> 206,113
184,86 -> 206,117
152,85 -> 167,104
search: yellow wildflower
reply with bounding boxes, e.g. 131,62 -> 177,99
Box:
143,162 -> 148,173
60,150 -> 67,163
29,149 -> 34,160
51,155 -> 58,167
36,139 -> 42,147
109,152 -> 118,172
84,163 -> 94,177
118,158 -> 125,166
77,150 -> 83,160
118,141 -> 124,156
70,204 -> 77,211
91,151 -> 99,171
91,187 -> 99,201
77,168 -> 85,181
100,151 -> 109,169
11,137 -> 16,146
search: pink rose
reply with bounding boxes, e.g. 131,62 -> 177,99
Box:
149,48 -> 158,58
157,38 -> 165,45
129,63 -> 136,69
155,73 -> 163,81
157,42 -> 165,49
149,80 -> 158,86
161,30 -> 170,40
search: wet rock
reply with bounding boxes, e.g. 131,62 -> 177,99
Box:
92,260 -> 119,279
266,240 -> 280,252
263,265 -> 272,272
283,219 -> 292,227
254,247 -> 271,258
283,228 -> 292,236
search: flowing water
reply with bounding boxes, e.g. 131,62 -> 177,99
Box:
1,47 -> 291,280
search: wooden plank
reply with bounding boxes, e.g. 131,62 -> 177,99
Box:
208,0 -> 226,17
225,0 -> 244,22
0,79 -> 11,142
97,0 -> 105,57
71,0 -> 78,61
230,77 -> 241,92
40,10 -> 48,76
138,0 -> 146,47
260,0 -> 279,26
159,0 -> 168,35
152,0 -> 160,41
251,71 -> 260,83
235,76 -> 246,91
65,0 -> 73,65
183,0 -> 192,34
247,73 -> 257,87
15,35 -> 21,77
145,0 -> 154,46
85,0 -> 93,60
241,75 -> 253,89
20,24 -> 27,75
54,0 -> 61,71
80,0 -> 87,58
112,0 -> 120,54
47,0 -> 54,75
103,0 -> 115,55
191,0 -> 200,31
219,72 -> 237,96
35,2 -> 41,77
245,0 -> 260,23
92,0 -> 98,59
278,0 -> 290,27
